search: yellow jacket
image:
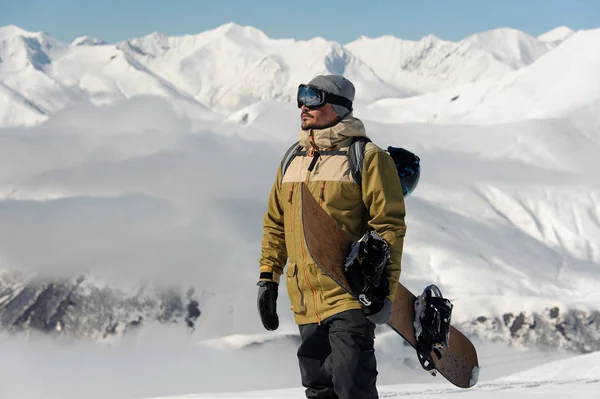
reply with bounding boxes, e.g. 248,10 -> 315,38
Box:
258,115 -> 407,325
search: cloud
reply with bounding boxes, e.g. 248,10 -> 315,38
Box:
0,97 -> 293,305
0,327 -> 304,399
1,91 -> 600,343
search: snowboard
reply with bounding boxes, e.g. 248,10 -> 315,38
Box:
299,183 -> 479,389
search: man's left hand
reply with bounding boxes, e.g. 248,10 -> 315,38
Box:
366,297 -> 392,325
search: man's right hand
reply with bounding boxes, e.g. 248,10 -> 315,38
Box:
257,281 -> 279,331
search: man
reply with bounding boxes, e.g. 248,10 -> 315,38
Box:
257,75 -> 407,399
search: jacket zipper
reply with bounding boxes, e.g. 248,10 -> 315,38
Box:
302,150 -> 322,325
301,226 -> 321,324
288,184 -> 294,233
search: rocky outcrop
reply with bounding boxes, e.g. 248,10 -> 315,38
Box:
459,306 -> 600,353
2,268 -> 599,353
0,270 -> 201,340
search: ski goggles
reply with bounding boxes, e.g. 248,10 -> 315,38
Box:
297,84 -> 353,110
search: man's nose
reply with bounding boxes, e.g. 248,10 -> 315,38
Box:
301,104 -> 309,112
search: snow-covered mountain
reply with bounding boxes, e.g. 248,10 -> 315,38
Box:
364,27 -> 600,125
1,20 -> 600,399
72,35 -> 107,47
0,23 -> 576,128
345,27 -> 552,94
538,25 -> 576,47
118,22 -> 410,110
0,24 -> 217,128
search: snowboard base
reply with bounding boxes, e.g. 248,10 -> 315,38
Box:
300,183 -> 479,388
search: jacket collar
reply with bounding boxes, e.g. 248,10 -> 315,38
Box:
298,114 -> 367,150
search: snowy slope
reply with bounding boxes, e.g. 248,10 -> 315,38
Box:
343,34 -> 457,93
142,351 -> 600,399
47,43 -> 217,121
462,28 -> 550,68
0,324 -> 581,399
0,25 -> 217,128
360,115 -> 600,328
538,26 -> 576,46
345,28 -> 551,94
464,28 -> 600,123
0,81 -> 48,126
363,28 -> 600,125
0,25 -> 73,116
118,23 -> 404,113
1,22 -> 404,127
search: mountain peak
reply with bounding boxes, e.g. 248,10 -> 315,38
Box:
217,22 -> 243,31
419,33 -> 442,43
351,33 -> 442,46
0,24 -> 42,40
353,34 -> 407,42
72,35 -> 107,46
211,22 -> 269,41
461,27 -> 550,68
538,26 -> 575,43
464,27 -> 537,43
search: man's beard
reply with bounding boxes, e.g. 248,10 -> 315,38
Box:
301,112 -> 315,129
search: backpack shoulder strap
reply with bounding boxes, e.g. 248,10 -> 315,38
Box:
280,141 -> 302,185
347,136 -> 371,187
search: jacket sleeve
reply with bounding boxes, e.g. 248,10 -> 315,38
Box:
258,165 -> 288,284
361,147 -> 407,301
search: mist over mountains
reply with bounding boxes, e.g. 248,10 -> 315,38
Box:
0,21 -> 599,356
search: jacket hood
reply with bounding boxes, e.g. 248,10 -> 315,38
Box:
298,114 -> 367,150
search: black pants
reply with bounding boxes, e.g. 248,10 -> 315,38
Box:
297,309 -> 378,399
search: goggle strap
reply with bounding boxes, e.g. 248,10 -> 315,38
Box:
324,92 -> 353,111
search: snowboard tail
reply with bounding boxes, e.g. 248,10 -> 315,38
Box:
300,183 -> 479,389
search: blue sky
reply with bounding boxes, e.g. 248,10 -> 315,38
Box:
2,0 -> 599,43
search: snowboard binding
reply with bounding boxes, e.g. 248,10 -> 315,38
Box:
343,230 -> 390,315
413,284 -> 453,376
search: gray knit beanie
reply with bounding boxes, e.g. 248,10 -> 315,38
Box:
307,75 -> 355,120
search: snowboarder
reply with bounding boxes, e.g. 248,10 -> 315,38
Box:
256,74 -> 407,399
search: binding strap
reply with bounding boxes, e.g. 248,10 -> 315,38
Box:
413,285 -> 453,376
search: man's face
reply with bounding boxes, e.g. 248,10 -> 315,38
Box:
300,103 -> 340,130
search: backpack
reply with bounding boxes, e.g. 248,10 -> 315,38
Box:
280,136 -> 420,197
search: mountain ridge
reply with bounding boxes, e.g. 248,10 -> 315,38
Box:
0,22 -> 582,127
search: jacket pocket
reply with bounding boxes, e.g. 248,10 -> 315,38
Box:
286,263 -> 306,314
315,264 -> 349,307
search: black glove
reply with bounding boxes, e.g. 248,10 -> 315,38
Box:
366,297 -> 392,325
257,281 -> 279,331
345,231 -> 390,313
